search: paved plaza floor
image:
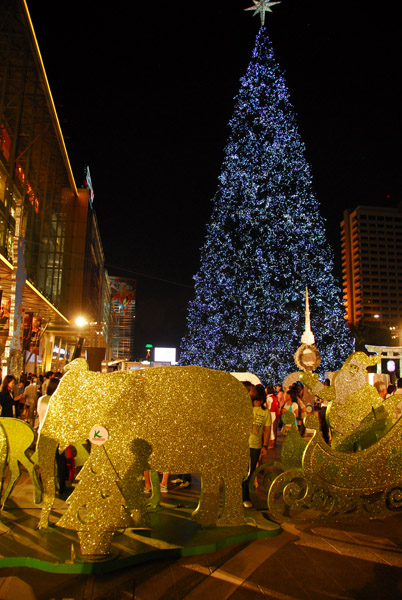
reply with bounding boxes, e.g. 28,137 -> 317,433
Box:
1,441 -> 402,599
2,512 -> 402,599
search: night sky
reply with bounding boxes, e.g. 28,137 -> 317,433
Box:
28,1 -> 401,359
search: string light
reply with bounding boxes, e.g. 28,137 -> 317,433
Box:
180,28 -> 353,383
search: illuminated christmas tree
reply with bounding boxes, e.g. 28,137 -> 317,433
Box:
180,26 -> 352,383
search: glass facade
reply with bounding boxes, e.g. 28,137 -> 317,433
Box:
0,0 -> 112,370
0,0 -> 71,309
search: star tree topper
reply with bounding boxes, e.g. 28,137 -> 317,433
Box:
244,0 -> 281,25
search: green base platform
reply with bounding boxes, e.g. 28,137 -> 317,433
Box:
0,472 -> 281,574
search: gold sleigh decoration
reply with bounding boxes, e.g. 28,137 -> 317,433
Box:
262,296 -> 402,521
268,412 -> 402,521
267,351 -> 402,522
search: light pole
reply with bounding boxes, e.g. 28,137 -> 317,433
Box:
71,316 -> 88,361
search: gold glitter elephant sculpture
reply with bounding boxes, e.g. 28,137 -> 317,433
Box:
36,360 -> 251,534
0,418 -> 41,507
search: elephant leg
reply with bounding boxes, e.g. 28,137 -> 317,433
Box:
147,469 -> 161,511
38,461 -> 57,528
18,454 -> 42,504
36,436 -> 58,528
218,471 -> 245,527
192,471 -> 220,526
1,458 -> 21,507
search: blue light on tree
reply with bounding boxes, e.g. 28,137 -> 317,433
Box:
180,27 -> 353,383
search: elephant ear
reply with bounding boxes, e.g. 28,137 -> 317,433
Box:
65,358 -> 89,372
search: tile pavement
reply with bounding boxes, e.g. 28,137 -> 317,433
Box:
1,440 -> 402,599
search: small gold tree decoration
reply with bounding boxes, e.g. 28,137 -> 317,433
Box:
57,426 -> 133,557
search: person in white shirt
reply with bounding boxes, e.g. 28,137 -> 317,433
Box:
37,377 -> 59,431
41,371 -> 54,396
24,377 -> 38,426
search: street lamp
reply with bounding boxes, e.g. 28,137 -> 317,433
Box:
72,316 -> 88,361
75,317 -> 88,328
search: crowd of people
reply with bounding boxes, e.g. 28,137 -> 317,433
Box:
0,370 -> 78,494
0,370 -> 63,427
0,369 -> 80,495
147,376 -> 401,508
375,377 -> 402,419
141,379 -> 316,507
1,367 -> 401,508
240,380 -> 312,507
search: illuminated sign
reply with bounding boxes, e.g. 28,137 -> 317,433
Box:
387,360 -> 396,373
84,165 -> 94,207
154,347 -> 176,364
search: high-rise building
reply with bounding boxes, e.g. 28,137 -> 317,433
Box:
109,277 -> 136,361
341,204 -> 402,340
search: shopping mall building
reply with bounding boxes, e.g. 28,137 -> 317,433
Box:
0,0 -> 112,374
